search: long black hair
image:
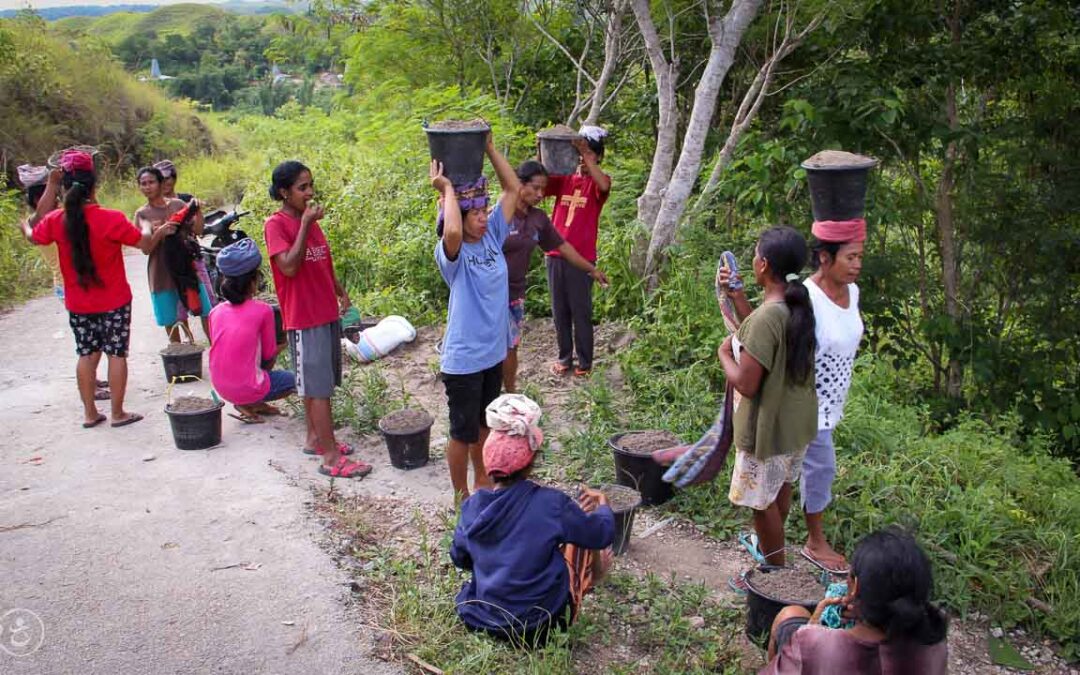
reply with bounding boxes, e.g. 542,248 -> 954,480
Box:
269,160 -> 310,201
220,270 -> 259,305
850,527 -> 948,645
757,226 -> 815,384
516,159 -> 548,184
809,236 -> 846,271
63,169 -> 102,290
26,184 -> 47,209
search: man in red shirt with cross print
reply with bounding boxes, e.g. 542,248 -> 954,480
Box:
544,126 -> 611,377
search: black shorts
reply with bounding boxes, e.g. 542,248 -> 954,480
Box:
442,363 -> 503,443
774,616 -> 809,652
69,303 -> 132,357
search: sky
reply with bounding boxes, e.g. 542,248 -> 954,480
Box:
0,0 -> 229,10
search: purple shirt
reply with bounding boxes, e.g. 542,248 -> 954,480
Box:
760,624 -> 948,675
502,207 -> 563,301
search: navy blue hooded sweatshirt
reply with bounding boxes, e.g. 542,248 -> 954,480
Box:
450,480 -> 615,633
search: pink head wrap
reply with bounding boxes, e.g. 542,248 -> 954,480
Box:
811,218 -> 866,243
59,150 -> 94,174
483,426 -> 544,478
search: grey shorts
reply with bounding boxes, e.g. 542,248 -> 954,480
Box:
288,321 -> 342,399
800,428 -> 837,514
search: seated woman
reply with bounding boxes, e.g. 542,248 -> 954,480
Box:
760,527 -> 948,675
207,239 -> 295,421
450,394 -> 614,648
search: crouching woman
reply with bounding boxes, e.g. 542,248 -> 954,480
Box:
207,239 -> 295,420
450,395 -> 615,648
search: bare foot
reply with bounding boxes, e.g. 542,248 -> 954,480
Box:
803,540 -> 848,572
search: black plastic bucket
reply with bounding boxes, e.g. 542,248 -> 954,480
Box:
424,122 -> 490,185
601,483 -> 642,556
165,401 -> 224,450
608,432 -> 677,506
160,347 -> 203,382
801,151 -> 879,222
378,409 -> 434,470
744,565 -> 822,642
538,130 -> 579,175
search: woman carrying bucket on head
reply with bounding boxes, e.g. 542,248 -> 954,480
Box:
450,394 -> 614,648
501,159 -> 608,393
207,238 -> 295,423
544,126 -> 611,378
18,150 -> 169,428
430,129 -> 519,501
718,226 -> 818,578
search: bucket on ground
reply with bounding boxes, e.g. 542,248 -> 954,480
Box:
378,409 -> 434,470
165,395 -> 223,450
743,565 -> 823,643
801,150 -> 879,222
424,120 -> 490,185
160,344 -> 203,383
600,483 -> 642,556
537,128 -> 580,175
608,431 -> 678,506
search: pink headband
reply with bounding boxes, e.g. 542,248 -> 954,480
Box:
812,218 -> 866,243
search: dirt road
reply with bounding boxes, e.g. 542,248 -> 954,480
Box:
0,253 -> 399,675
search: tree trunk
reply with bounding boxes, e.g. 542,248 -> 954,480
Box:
936,80 -> 963,399
584,0 -> 628,126
630,0 -> 678,229
643,0 -> 764,281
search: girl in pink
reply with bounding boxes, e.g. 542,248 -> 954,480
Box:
208,239 -> 295,420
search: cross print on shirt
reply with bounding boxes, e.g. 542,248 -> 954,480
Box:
560,189 -> 588,229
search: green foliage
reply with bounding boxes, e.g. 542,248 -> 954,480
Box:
0,194 -> 53,308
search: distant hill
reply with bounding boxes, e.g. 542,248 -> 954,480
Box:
0,1 -> 295,21
55,4 -> 234,41
0,5 -> 156,20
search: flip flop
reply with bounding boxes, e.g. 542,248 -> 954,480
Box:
727,572 -> 749,596
82,414 -> 107,429
111,413 -> 144,428
255,403 -> 284,416
549,362 -> 571,376
318,457 -> 372,478
800,547 -> 850,575
573,368 -> 591,377
94,387 -> 111,401
303,441 -> 355,456
738,532 -> 767,565
229,411 -> 264,425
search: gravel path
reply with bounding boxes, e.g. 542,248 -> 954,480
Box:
0,253 -> 399,675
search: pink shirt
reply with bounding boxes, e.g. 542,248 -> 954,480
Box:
208,299 -> 277,405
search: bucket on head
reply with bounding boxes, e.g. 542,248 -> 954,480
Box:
378,409 -> 434,470
424,120 -> 491,185
609,431 -> 678,506
165,399 -> 224,450
160,345 -> 203,383
537,128 -> 580,176
599,483 -> 642,556
801,150 -> 879,222
743,565 -> 823,643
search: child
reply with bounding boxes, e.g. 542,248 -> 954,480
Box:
207,239 -> 295,421
430,131 -> 520,500
154,159 -> 217,308
718,226 -> 818,569
544,126 -> 612,377
265,160 -> 369,479
19,150 -> 166,428
450,394 -> 614,647
760,527 -> 948,674
502,160 -> 607,393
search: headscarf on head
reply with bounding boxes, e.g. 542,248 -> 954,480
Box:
435,176 -> 490,237
17,165 -> 49,188
811,219 -> 867,244
216,238 -> 262,277
59,150 -> 94,174
578,126 -> 608,144
482,394 -> 544,478
154,160 -> 176,179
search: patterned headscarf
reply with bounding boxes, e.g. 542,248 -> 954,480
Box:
17,165 -> 49,188
154,160 -> 177,179
436,176 -> 490,236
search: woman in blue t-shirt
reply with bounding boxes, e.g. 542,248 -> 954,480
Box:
431,132 -> 521,501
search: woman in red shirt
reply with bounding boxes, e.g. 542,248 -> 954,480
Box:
20,150 -> 169,428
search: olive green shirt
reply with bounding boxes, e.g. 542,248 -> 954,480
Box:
733,301 -> 818,459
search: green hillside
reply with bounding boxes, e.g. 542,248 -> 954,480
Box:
54,3 -> 232,42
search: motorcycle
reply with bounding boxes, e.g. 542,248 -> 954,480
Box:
199,207 -> 250,296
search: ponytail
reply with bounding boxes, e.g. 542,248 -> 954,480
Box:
756,226 -> 816,385
62,170 -> 101,290
850,527 -> 949,646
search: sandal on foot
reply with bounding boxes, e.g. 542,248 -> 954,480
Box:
229,407 -> 264,425
94,387 -> 111,401
303,441 -> 354,456
727,572 -> 750,596
800,547 -> 850,575
573,367 -> 591,377
549,362 -> 571,376
318,457 -> 372,478
254,403 -> 283,416
83,414 -> 107,429
111,413 -> 144,428
738,532 -> 767,565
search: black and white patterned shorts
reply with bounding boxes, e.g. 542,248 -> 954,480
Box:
68,303 -> 132,357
